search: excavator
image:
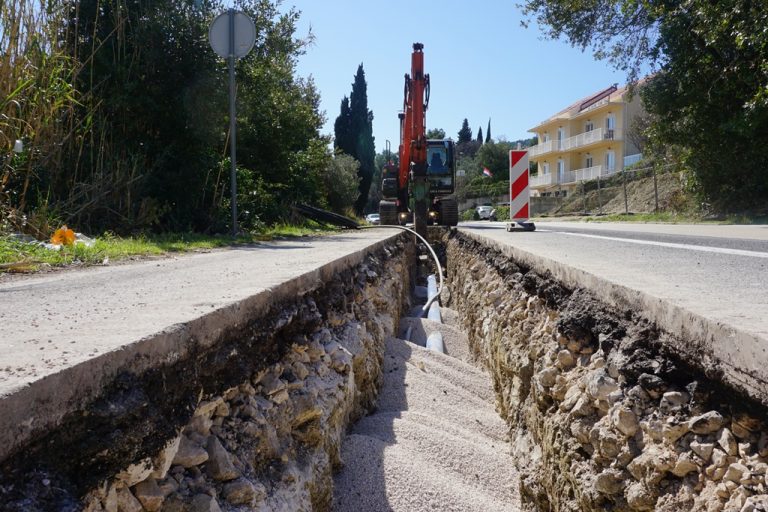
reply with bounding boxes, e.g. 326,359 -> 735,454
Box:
379,43 -> 459,236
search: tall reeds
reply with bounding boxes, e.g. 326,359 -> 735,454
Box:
1,0 -> 78,235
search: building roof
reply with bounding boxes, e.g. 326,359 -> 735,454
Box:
528,82 -> 632,132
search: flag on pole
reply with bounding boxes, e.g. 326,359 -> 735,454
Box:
482,167 -> 493,177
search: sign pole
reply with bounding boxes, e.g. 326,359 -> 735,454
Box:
228,8 -> 238,237
209,9 -> 254,237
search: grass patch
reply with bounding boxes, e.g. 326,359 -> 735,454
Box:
0,221 -> 339,273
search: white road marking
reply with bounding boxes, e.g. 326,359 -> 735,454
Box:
537,229 -> 768,259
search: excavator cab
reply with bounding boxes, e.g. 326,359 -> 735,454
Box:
426,139 -> 455,194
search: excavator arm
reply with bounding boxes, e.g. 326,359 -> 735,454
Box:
379,43 -> 457,234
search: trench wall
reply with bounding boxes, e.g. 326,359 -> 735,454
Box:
444,230 -> 768,512
0,235 -> 414,512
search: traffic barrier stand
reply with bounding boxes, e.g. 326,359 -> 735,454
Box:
506,150 -> 535,232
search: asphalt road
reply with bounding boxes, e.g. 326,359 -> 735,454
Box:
460,220 -> 768,398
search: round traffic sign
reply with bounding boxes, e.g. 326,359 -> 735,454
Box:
209,11 -> 256,59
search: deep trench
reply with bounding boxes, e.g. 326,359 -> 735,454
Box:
2,230 -> 768,512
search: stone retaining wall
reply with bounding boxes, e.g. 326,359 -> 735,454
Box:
444,231 -> 768,512
1,236 -> 414,511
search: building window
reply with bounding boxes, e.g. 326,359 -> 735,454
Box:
557,159 -> 565,182
543,162 -> 550,175
605,114 -> 615,139
605,150 -> 615,171
542,133 -> 550,142
586,154 -> 593,168
585,121 -> 594,132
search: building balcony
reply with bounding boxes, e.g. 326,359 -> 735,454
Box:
563,127 -> 618,151
529,140 -> 554,158
572,164 -> 618,182
531,173 -> 554,187
529,128 -> 619,158
531,170 -> 576,188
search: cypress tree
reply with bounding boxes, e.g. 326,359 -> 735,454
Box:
458,118 -> 472,143
348,64 -> 375,215
486,118 -> 491,143
334,96 -> 353,154
477,127 -> 483,144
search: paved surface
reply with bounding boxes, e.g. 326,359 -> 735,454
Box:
460,220 -> 768,402
0,229 -> 399,460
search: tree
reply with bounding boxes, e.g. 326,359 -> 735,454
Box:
334,97 -> 353,155
55,0 -> 326,232
336,64 -> 376,215
426,128 -> 446,139
521,0 -> 768,212
476,127 -> 483,144
477,141 -> 513,181
323,154 -> 360,213
520,0 -> 660,82
485,119 -> 492,143
457,119 -> 472,143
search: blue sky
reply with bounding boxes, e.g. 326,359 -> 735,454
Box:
280,0 -> 627,153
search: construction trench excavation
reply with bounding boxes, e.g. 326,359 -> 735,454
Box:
2,229 -> 768,512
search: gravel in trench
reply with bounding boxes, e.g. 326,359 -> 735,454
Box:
332,309 -> 520,511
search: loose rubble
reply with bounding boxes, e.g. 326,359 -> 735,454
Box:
445,231 -> 768,512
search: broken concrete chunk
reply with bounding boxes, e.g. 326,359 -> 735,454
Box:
556,350 -> 576,369
659,391 -> 689,412
723,462 -> 749,483
172,436 -> 209,468
115,458 -> 153,487
671,453 -> 698,477
690,440 -> 715,462
595,469 -> 624,495
712,448 -> 729,468
586,370 -> 619,401
717,427 -> 738,456
293,361 -> 310,380
151,435 -> 181,479
194,398 -> 223,418
689,411 -> 725,434
662,418 -> 690,444
189,494 -> 222,512
133,478 -> 164,512
625,482 -> 656,510
205,436 -> 240,481
115,487 -> 143,512
259,373 -> 286,396
223,478 -> 266,505
537,367 -> 558,388
637,373 -> 667,398
611,406 -> 639,437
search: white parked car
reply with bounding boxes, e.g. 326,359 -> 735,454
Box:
476,205 -> 493,220
365,213 -> 380,225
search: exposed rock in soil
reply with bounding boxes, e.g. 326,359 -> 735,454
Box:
444,230 -> 768,512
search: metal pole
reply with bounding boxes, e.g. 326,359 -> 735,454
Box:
229,9 -> 238,237
597,175 -> 602,214
622,170 -> 628,215
653,167 -> 659,212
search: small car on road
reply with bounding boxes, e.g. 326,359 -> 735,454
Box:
365,213 -> 380,225
476,205 -> 493,220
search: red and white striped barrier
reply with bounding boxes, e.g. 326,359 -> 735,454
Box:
508,150 -> 530,221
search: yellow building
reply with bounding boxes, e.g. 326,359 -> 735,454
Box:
527,84 -> 643,197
